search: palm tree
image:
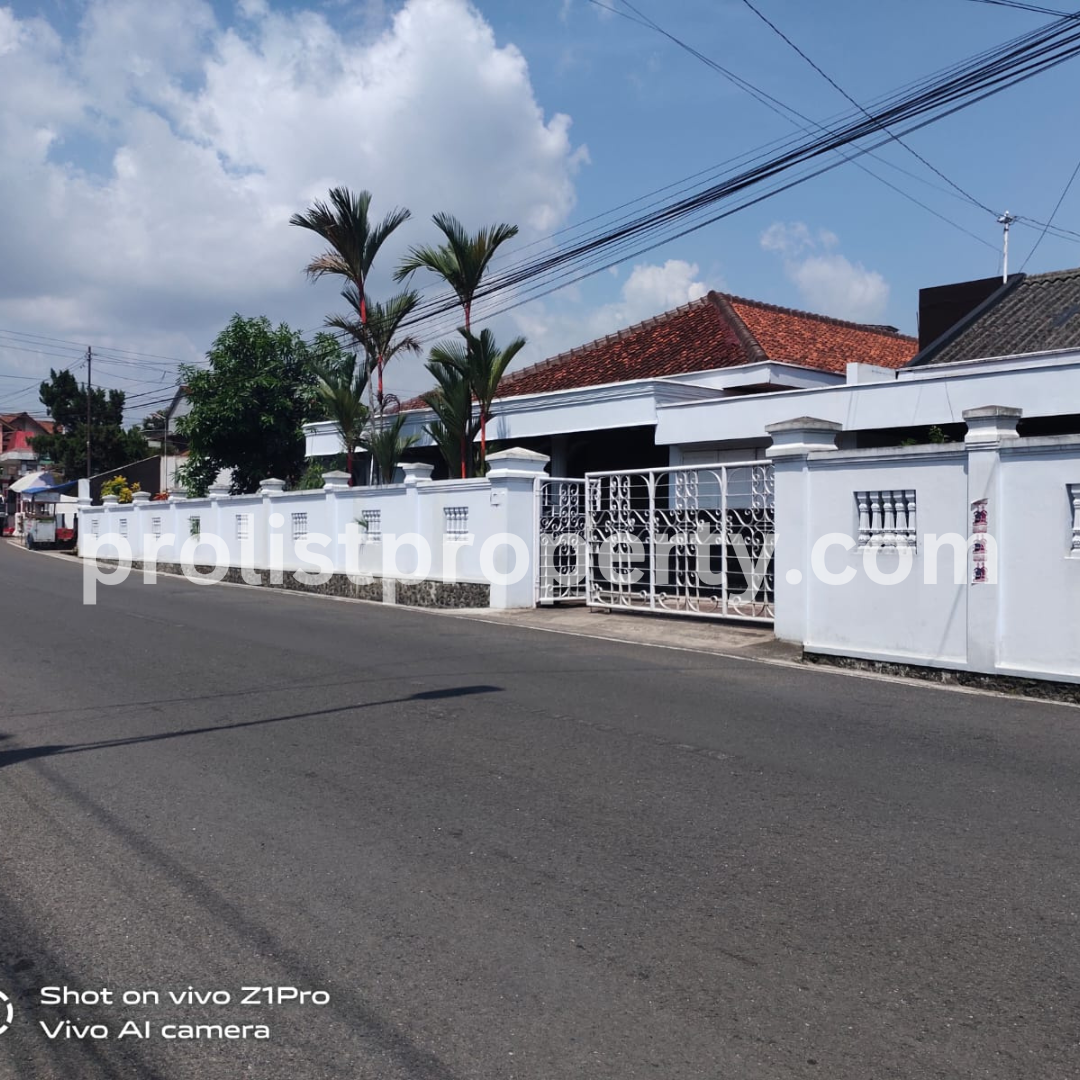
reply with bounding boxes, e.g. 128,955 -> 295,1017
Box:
422,351 -> 480,478
329,290 -> 422,414
363,412 -> 420,485
461,327 -> 526,470
290,187 -> 410,380
313,353 -> 369,484
395,213 -> 518,332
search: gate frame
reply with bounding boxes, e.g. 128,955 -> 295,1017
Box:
583,460 -> 775,623
534,476 -> 587,605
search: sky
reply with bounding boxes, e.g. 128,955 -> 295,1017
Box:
1,0 -> 1079,418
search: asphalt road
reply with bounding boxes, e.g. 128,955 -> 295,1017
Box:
0,543 -> 1078,1080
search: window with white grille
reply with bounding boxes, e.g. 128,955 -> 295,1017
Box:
119,518 -> 128,537
1070,483 -> 1080,555
236,514 -> 250,541
189,516 -> 200,537
360,510 -> 381,542
444,506 -> 468,538
855,490 -> 917,549
151,516 -> 162,537
291,512 -> 308,540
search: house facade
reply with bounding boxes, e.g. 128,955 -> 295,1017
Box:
303,291 -> 918,477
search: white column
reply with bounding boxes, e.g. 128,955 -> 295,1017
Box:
963,405 -> 1021,672
129,489 -> 151,560
208,479 -> 230,572
765,417 -> 843,645
486,448 -> 550,609
322,470 -> 351,573
76,479 -> 93,558
259,478 -> 285,580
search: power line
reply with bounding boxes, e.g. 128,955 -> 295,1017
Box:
591,0 -> 999,254
735,0 -> 997,214
961,0 -> 1076,17
391,17 -> 1080,339
1020,151 -> 1080,268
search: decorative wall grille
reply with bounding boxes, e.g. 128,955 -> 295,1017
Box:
291,512 -> 308,540
856,490 -> 917,549
151,516 -> 162,537
90,518 -> 99,536
236,514 -> 250,541
360,510 -> 381,542
119,518 -> 128,537
189,516 -> 200,537
444,506 -> 469,537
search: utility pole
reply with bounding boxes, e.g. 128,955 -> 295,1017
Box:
85,345 -> 92,479
997,211 -> 1016,283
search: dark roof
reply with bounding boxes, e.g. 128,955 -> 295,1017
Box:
910,267 -> 1080,366
402,291 -> 916,409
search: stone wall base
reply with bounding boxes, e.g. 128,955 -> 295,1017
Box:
803,651 -> 1080,706
89,558 -> 491,609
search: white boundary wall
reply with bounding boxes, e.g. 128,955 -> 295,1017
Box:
769,408 -> 1080,683
76,449 -> 550,610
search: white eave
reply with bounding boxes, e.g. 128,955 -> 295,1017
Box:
654,348 -> 1080,447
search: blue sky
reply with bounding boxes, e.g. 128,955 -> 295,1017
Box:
1,0 -> 1078,414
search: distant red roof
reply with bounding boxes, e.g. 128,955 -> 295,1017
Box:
402,291 -> 916,409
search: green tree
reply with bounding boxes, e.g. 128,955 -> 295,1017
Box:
177,315 -> 340,495
329,290 -> 422,415
33,369 -> 149,479
313,351 -> 369,484
461,327 -> 526,470
290,188 -> 411,413
422,348 -> 481,479
395,213 -> 518,332
363,412 -> 420,485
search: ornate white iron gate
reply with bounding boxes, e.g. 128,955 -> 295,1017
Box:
584,462 -> 775,621
535,477 -> 587,604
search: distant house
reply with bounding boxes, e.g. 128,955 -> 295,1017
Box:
658,267 -> 1080,452
1,413 -> 55,521
304,291 -> 917,477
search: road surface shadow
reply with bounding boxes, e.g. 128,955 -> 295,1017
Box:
0,684 -> 502,770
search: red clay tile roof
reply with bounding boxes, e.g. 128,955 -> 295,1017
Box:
402,291 -> 916,409
724,296 -> 917,372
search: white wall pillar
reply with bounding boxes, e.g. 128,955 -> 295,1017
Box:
485,448 -> 550,609
259,478 -> 285,580
130,489 -> 151,561
765,417 -> 843,644
209,479 -> 230,571
76,480 -> 92,557
963,405 -> 1021,671
322,470 -> 350,572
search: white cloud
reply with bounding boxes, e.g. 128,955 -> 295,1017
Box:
510,258 -> 718,365
0,0 -> 587,404
760,221 -> 888,322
